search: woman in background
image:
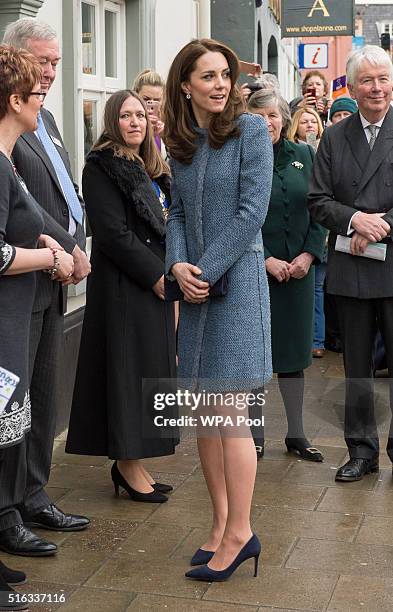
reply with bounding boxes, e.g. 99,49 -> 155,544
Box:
66,90 -> 177,503
0,45 -> 73,605
133,69 -> 167,158
288,106 -> 323,148
248,88 -> 326,462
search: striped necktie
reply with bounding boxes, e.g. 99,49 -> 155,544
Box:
367,124 -> 377,151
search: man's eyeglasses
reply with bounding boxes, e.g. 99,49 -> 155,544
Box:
28,92 -> 47,102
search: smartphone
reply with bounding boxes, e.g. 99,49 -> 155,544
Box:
306,87 -> 316,103
145,99 -> 160,117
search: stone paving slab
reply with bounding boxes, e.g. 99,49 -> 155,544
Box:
126,593 -> 259,611
202,567 -> 338,610
85,553 -> 209,599
326,575 -> 393,611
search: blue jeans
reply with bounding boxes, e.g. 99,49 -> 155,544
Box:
313,262 -> 327,349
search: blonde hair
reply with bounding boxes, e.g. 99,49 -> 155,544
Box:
132,69 -> 165,92
92,90 -> 170,178
287,107 -> 324,143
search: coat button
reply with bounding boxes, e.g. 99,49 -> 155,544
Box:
62,208 -> 68,216
146,238 -> 151,244
352,180 -> 358,186
282,185 -> 287,192
284,213 -> 289,220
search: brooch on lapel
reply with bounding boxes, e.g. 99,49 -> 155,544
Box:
292,161 -> 304,169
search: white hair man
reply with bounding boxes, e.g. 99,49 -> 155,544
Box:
0,18 -> 90,558
308,45 -> 393,482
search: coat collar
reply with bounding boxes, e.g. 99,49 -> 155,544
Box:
19,115 -> 64,197
87,149 -> 167,237
345,108 -> 393,193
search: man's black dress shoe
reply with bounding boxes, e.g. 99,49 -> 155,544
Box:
0,561 -> 26,585
0,525 -> 57,557
335,458 -> 379,482
0,571 -> 28,610
23,504 -> 90,532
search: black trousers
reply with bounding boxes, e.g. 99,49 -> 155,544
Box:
335,295 -> 393,461
0,441 -> 27,530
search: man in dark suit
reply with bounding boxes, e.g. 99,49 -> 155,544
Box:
0,19 -> 90,556
308,45 -> 393,482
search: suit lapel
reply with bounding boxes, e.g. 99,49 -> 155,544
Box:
356,106 -> 393,195
20,131 -> 64,197
344,112 -> 369,172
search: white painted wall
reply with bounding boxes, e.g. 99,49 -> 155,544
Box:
154,0 -> 198,77
37,0 -> 63,133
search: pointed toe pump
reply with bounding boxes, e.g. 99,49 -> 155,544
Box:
111,462 -> 168,503
185,534 -> 261,582
190,548 -> 214,566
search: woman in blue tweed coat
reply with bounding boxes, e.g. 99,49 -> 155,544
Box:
164,39 -> 273,582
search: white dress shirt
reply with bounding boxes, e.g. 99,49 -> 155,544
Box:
347,112 -> 387,235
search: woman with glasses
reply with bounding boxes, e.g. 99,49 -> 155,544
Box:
0,46 -> 74,607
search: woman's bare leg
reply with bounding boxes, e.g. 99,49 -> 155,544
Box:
197,435 -> 228,551
207,411 -> 257,570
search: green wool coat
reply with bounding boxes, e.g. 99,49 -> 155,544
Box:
263,138 -> 326,373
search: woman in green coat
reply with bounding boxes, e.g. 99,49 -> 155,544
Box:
249,89 -> 326,461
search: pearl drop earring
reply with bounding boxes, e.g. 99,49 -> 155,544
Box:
186,93 -> 191,100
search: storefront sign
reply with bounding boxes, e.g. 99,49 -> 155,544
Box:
298,43 -> 328,69
281,0 -> 354,38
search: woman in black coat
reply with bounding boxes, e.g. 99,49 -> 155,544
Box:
66,90 -> 178,503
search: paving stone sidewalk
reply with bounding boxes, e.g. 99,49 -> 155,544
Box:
3,352 -> 393,612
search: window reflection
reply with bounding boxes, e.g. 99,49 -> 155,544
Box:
83,100 -> 97,158
105,10 -> 117,78
82,2 -> 96,75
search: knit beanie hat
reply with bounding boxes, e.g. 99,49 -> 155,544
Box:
330,97 -> 357,119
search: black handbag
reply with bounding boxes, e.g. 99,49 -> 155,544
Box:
164,273 -> 228,302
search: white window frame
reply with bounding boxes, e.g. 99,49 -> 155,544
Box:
76,0 -> 126,178
104,1 -> 126,90
80,0 -> 100,88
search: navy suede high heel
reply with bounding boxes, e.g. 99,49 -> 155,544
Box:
185,534 -> 261,581
190,548 -> 214,566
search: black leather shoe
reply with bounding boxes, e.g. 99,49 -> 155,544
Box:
335,458 -> 379,482
0,572 -> 28,610
0,561 -> 26,585
0,525 -> 57,557
23,504 -> 90,532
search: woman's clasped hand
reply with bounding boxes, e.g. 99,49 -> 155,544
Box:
171,262 -> 210,303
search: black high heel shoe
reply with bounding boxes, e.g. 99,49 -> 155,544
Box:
285,438 -> 323,462
185,534 -> 261,582
111,462 -> 168,503
152,482 -> 173,493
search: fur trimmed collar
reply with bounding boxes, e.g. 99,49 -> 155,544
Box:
86,148 -> 168,237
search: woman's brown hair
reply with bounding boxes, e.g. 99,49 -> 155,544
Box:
301,70 -> 328,96
0,45 -> 42,120
92,89 -> 170,178
163,38 -> 245,165
287,106 -> 324,143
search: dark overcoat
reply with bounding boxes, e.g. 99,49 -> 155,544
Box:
308,109 -> 393,298
66,149 -> 178,459
263,139 -> 326,372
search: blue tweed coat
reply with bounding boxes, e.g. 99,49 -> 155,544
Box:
166,113 -> 273,391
